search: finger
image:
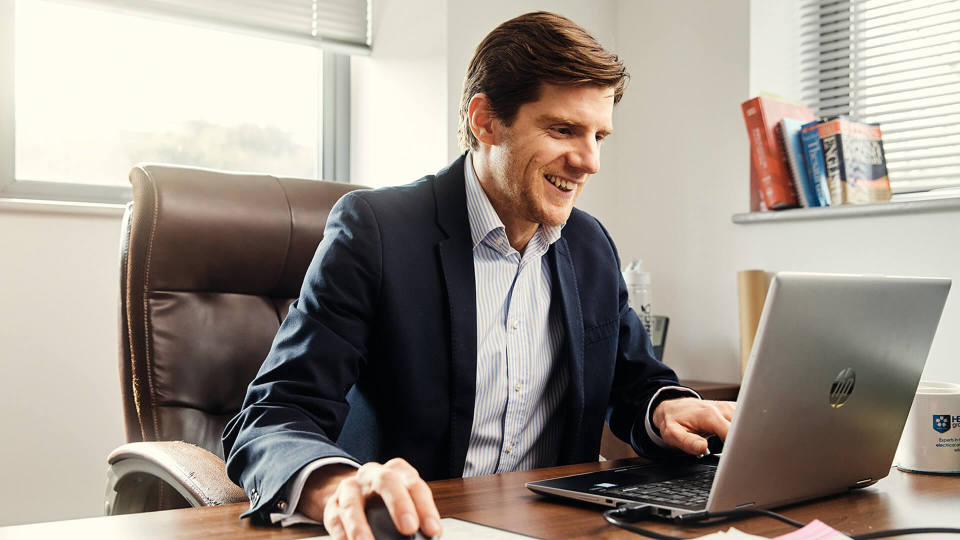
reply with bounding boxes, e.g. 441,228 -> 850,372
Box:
408,478 -> 443,537
697,405 -> 732,440
362,468 -> 420,535
714,400 -> 737,422
663,422 -> 708,455
325,516 -> 346,540
323,496 -> 347,540
336,479 -> 374,540
384,457 -> 417,475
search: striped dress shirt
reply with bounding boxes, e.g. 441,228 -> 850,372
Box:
462,154 -> 569,476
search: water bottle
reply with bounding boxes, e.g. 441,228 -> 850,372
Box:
622,259 -> 653,335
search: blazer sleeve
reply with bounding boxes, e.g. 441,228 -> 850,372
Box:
222,191 -> 381,524
596,223 -> 692,458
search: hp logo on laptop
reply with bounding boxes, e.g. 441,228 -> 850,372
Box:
830,368 -> 856,408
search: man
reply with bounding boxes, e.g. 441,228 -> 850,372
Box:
223,11 -> 734,540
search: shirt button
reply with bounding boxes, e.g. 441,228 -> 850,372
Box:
505,445 -> 512,454
511,319 -> 520,330
514,382 -> 521,392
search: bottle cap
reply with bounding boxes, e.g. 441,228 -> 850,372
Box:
622,259 -> 651,286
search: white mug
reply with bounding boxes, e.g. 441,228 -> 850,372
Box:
895,380 -> 960,474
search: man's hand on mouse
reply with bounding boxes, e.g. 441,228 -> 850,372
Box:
653,398 -> 736,456
300,458 -> 442,540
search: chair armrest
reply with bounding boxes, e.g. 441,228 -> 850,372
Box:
105,441 -> 247,515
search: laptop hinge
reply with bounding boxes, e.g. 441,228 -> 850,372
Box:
735,502 -> 756,509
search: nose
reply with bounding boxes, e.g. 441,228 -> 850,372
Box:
567,136 -> 601,175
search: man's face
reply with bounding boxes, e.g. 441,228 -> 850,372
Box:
486,84 -> 614,229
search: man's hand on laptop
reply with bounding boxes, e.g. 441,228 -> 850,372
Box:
300,458 -> 443,540
653,398 -> 736,456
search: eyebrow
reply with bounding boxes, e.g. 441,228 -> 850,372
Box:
538,114 -> 613,137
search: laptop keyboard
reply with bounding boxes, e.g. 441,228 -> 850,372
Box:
600,469 -> 715,508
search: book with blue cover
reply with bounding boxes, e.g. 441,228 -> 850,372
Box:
778,118 -> 822,207
800,121 -> 832,207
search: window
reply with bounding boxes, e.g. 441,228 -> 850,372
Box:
0,0 -> 368,204
800,0 -> 960,198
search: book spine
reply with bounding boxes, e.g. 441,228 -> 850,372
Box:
800,125 -> 832,206
773,123 -> 810,208
749,159 -> 765,212
776,123 -> 809,207
742,100 -> 799,209
820,131 -> 845,204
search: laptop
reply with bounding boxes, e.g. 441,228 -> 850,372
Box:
527,272 -> 951,519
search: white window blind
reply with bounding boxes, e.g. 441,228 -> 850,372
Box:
800,0 -> 960,195
60,0 -> 371,53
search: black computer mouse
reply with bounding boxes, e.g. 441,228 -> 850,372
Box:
365,497 -> 432,540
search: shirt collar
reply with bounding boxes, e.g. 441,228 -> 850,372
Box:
463,152 -> 564,251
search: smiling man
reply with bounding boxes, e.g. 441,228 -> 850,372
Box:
223,11 -> 734,540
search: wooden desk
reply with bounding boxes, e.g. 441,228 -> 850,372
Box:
2,460 -> 957,539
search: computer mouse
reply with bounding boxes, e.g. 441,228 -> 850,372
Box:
365,497 -> 432,540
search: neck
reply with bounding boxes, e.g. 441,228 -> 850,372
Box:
471,150 -> 537,253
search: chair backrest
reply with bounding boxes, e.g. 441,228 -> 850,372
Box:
119,164 -> 363,459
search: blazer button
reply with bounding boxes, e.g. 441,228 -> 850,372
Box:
276,499 -> 287,512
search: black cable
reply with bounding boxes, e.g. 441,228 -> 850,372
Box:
675,508 -> 805,528
602,506 -> 806,540
603,504 -> 960,539
602,506 -> 679,540
851,528 -> 960,539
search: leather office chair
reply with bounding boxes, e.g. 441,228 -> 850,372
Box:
105,164 -> 362,515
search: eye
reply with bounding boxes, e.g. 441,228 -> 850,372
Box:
550,126 -> 573,136
596,133 -> 608,143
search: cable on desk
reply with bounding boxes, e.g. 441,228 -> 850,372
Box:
602,505 -> 805,540
602,504 -> 960,539
850,528 -> 960,539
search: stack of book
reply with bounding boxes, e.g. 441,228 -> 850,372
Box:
741,96 -> 892,212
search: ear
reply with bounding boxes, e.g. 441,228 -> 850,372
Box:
468,93 -> 498,146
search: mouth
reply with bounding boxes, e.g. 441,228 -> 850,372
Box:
544,174 -> 577,193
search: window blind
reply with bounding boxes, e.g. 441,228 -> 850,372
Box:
56,0 -> 371,53
799,0 -> 960,194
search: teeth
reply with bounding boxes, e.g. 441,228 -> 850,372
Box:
546,174 -> 574,192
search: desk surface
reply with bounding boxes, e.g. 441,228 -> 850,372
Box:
2,459 -> 958,539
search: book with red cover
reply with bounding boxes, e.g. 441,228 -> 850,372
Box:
741,96 -> 815,210
749,160 -> 768,212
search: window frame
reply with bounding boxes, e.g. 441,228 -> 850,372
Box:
0,0 -> 352,205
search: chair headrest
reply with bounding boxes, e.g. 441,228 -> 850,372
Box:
128,164 -> 360,298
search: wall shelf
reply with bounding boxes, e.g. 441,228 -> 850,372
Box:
732,196 -> 960,224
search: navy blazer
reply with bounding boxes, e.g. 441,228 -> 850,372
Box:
222,155 -> 682,523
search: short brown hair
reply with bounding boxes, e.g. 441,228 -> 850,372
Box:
457,11 -> 629,152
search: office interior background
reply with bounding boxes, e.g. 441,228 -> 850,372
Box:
1,0 -> 957,527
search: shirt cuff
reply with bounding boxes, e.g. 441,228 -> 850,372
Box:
270,457 -> 361,526
643,385 -> 702,449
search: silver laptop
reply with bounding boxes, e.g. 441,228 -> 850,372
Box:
527,272 -> 951,518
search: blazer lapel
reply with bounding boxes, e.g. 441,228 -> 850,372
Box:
550,238 -> 585,463
433,155 -> 478,477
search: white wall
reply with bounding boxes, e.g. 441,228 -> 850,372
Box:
0,205 -> 126,525
350,0 -> 449,187
603,0 -> 753,383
